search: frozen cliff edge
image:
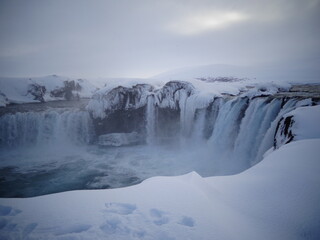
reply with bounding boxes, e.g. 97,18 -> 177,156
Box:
86,80 -> 292,119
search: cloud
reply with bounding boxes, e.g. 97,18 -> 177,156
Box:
0,0 -> 319,79
167,11 -> 249,35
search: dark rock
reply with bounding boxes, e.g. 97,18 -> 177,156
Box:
92,107 -> 146,136
50,80 -> 81,100
155,81 -> 195,109
100,84 -> 153,111
274,115 -> 295,149
27,83 -> 46,102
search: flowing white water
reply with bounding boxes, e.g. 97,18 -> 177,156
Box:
207,97 -> 248,155
146,95 -> 156,145
231,98 -> 282,170
145,96 -> 314,174
0,109 -> 93,147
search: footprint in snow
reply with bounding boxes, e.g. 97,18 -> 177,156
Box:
54,224 -> 92,236
22,223 -> 38,238
104,202 -> 136,215
178,216 -> 195,227
149,208 -> 170,226
0,205 -> 22,216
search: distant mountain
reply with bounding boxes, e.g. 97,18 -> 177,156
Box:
152,63 -> 320,84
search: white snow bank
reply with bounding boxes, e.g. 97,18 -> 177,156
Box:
0,139 -> 319,240
274,104 -> 320,149
286,105 -> 320,141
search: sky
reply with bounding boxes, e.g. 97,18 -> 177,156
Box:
0,0 -> 319,79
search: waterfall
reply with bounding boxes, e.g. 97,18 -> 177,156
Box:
144,94 -> 314,174
0,109 -> 94,147
208,97 -> 249,152
146,95 -> 156,145
231,98 -> 282,170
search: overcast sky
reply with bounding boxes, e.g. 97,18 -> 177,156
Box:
0,0 -> 319,79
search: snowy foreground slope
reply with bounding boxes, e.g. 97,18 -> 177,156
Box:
0,106 -> 320,239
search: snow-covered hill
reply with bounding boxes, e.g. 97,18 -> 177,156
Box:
0,75 -> 97,106
152,64 -> 320,84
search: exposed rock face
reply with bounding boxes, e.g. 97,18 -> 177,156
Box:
27,83 -> 46,102
274,115 -> 295,149
93,107 -> 146,136
154,81 -> 195,109
98,132 -> 142,147
50,80 -> 82,100
100,84 -> 153,111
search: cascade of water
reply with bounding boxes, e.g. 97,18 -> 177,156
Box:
191,109 -> 207,141
178,90 -> 189,138
232,98 -> 282,169
146,95 -> 156,145
0,110 -> 93,147
208,97 -> 249,152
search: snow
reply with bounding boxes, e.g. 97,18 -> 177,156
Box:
0,75 -> 97,106
285,105 -> 320,141
0,137 -> 319,239
152,63 -> 320,84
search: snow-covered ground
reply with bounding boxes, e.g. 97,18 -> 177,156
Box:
0,102 -> 319,239
0,75 -> 97,106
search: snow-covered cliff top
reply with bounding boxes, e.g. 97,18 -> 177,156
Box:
0,75 -> 97,106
